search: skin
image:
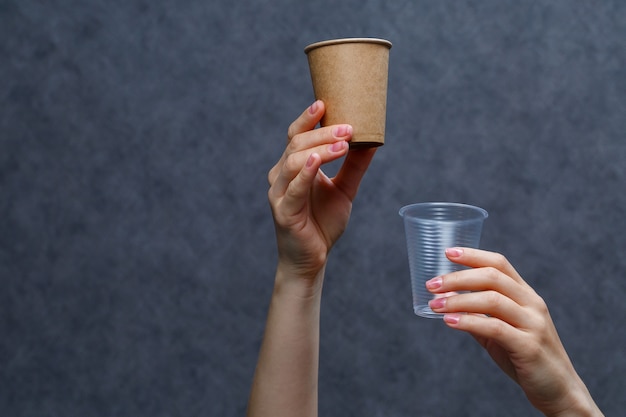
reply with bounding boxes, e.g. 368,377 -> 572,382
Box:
247,100 -> 375,417
247,100 -> 603,417
426,247 -> 603,417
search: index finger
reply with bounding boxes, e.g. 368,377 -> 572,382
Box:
287,100 -> 325,142
445,247 -> 526,285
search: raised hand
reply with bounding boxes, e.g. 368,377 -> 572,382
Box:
268,100 -> 376,281
248,101 -> 377,417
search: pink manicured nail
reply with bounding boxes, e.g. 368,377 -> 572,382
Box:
305,153 -> 316,168
446,247 -> 464,257
443,314 -> 461,325
425,276 -> 443,290
332,125 -> 352,138
328,141 -> 347,153
429,297 -> 446,309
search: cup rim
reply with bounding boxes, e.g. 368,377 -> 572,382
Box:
399,202 -> 488,222
304,37 -> 393,54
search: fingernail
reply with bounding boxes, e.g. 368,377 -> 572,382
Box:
305,153 -> 316,168
425,276 -> 443,290
443,314 -> 461,325
328,141 -> 347,153
446,247 -> 464,258
309,100 -> 319,114
429,297 -> 446,310
332,125 -> 352,138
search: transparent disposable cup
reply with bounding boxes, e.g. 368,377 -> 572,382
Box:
399,202 -> 488,318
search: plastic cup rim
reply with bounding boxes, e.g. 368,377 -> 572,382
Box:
398,202 -> 488,222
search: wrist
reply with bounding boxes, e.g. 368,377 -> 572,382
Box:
545,379 -> 603,417
274,261 -> 326,301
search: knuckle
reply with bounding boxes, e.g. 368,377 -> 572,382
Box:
532,293 -> 550,315
287,123 -> 298,141
491,252 -> 509,270
527,311 -> 550,337
488,319 -> 506,339
268,166 -> 278,186
287,128 -> 307,147
283,153 -> 300,175
267,188 -> 279,209
485,290 -> 503,308
484,266 -> 501,282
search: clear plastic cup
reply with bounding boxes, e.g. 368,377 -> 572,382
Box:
399,202 -> 488,318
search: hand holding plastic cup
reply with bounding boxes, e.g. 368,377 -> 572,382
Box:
399,202 -> 488,318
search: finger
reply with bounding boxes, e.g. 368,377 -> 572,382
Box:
270,138 -> 349,198
425,266 -> 534,306
276,153 -> 322,219
288,124 -> 352,154
287,100 -> 325,142
441,313 -> 528,355
445,247 -> 526,285
429,290 -> 529,328
268,100 -> 326,186
268,124 -> 352,187
333,148 -> 377,201
268,101 -> 323,186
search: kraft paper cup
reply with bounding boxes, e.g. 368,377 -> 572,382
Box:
399,202 -> 488,318
304,38 -> 392,148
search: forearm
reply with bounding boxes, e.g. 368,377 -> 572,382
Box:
247,265 -> 325,417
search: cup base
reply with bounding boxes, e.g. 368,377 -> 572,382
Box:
349,141 -> 384,149
414,305 -> 444,319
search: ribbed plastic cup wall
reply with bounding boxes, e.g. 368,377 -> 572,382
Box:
399,202 -> 488,318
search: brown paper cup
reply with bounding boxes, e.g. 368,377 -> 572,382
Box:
305,38 -> 392,148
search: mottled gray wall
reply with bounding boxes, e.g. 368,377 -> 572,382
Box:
1,0 -> 624,416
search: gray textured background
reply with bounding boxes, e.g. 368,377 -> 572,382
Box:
1,0 -> 625,416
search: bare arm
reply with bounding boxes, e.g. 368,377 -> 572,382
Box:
246,101 -> 376,417
247,266 -> 324,417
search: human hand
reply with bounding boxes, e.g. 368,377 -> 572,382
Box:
425,248 -> 603,416
267,100 -> 376,282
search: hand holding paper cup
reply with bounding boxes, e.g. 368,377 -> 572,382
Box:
304,38 -> 392,148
